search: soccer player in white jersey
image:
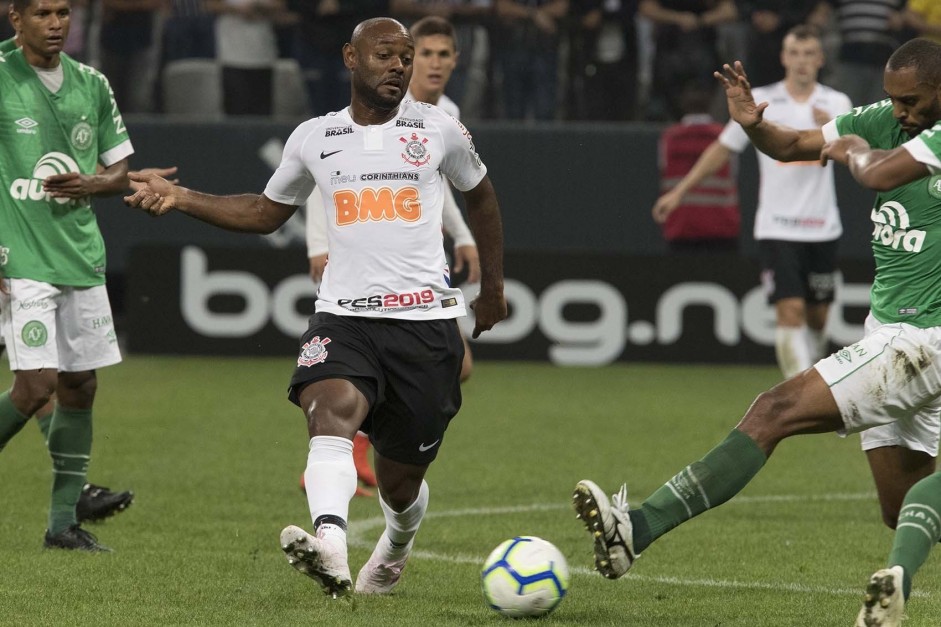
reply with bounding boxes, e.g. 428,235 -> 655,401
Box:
0,0 -> 134,552
652,25 -> 852,379
575,38 -> 941,626
124,17 -> 507,599
303,15 -> 478,497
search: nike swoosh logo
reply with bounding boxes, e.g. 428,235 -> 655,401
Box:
320,150 -> 342,159
418,440 -> 440,452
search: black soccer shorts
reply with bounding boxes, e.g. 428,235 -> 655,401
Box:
288,312 -> 464,465
758,238 -> 839,304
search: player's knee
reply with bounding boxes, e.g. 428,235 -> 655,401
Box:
57,371 -> 98,408
11,372 -> 57,415
737,387 -> 796,450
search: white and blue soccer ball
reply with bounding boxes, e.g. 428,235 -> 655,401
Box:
480,536 -> 570,618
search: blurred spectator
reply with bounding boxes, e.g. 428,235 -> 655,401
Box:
902,0 -> 941,43
735,0 -> 828,86
286,1 -> 381,116
569,0 -> 639,121
161,0 -> 217,64
207,0 -> 291,116
390,0 -> 493,119
492,0 -> 569,121
0,2 -> 12,40
639,0 -> 738,121
652,81 -> 740,251
99,0 -> 162,113
824,0 -> 905,107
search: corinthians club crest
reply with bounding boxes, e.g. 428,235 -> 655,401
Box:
297,336 -> 331,367
400,132 -> 431,167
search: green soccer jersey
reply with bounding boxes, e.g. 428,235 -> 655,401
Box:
0,37 -> 16,56
0,49 -> 133,286
834,101 -> 941,327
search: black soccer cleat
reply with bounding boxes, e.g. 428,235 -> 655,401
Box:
43,524 -> 112,552
76,483 -> 134,523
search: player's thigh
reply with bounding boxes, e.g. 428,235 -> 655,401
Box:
288,312 -> 380,421
1,278 -> 61,371
817,313 -> 941,436
758,240 -> 803,300
56,285 -> 121,372
370,319 -> 464,466
805,239 -> 838,305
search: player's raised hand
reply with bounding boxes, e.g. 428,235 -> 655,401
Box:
469,289 -> 508,339
124,171 -> 178,216
129,166 -> 179,190
714,61 -> 768,129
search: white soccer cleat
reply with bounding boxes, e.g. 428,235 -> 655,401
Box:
854,566 -> 905,627
279,525 -> 352,599
355,531 -> 412,594
572,480 -> 637,579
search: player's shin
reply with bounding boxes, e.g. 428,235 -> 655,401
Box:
47,406 -> 92,533
631,429 -> 766,553
305,435 -> 357,541
887,471 -> 941,600
0,391 -> 31,451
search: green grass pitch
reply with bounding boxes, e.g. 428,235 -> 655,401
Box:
0,358 -> 938,625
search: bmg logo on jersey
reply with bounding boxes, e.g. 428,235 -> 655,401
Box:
9,152 -> 82,205
333,186 -> 421,225
871,201 -> 926,253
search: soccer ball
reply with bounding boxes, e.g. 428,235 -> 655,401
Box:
480,536 -> 570,618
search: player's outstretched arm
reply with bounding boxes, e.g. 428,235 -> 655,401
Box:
43,158 -> 130,199
124,172 -> 297,234
822,134 -> 931,191
461,175 -> 507,338
715,61 -> 825,162
652,141 -> 732,224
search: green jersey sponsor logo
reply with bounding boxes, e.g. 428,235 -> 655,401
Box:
871,201 -> 926,253
21,320 -> 47,347
9,151 -> 82,205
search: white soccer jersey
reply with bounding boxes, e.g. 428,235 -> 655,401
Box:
719,81 -> 851,242
265,100 -> 487,320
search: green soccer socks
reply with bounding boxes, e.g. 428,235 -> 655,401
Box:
47,405 -> 92,534
630,429 -> 767,553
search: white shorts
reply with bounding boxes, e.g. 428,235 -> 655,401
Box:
0,278 -> 121,372
815,312 -> 941,456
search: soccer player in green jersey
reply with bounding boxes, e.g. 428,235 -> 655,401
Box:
0,0 -> 134,552
573,37 -> 941,627
0,29 -> 180,525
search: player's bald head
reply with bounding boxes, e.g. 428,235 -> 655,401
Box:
350,17 -> 411,51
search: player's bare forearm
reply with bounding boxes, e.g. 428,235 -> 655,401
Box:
462,177 -> 507,337
744,120 -> 824,162
90,159 -> 131,195
848,147 -> 929,191
463,177 -> 504,296
173,190 -> 296,234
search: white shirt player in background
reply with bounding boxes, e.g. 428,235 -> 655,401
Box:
124,17 -> 507,599
652,25 -> 852,378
